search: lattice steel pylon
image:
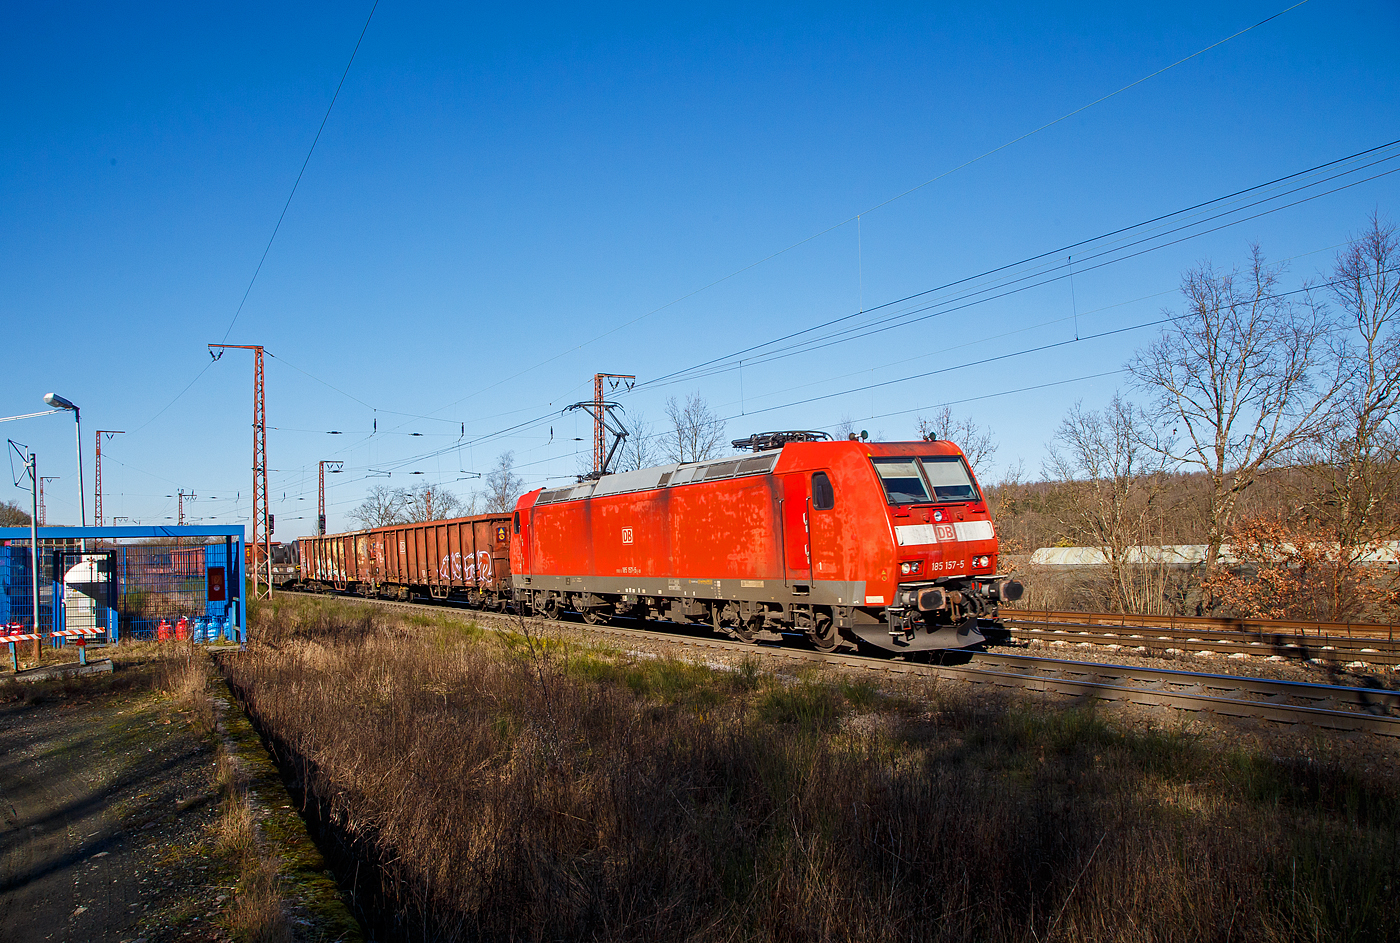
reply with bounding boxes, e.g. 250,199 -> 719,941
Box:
38,476 -> 58,526
592,374 -> 635,475
318,460 -> 342,535
210,343 -> 271,598
95,430 -> 124,527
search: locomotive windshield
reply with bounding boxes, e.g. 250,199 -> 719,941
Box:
872,455 -> 979,505
872,458 -> 930,504
918,455 -> 980,502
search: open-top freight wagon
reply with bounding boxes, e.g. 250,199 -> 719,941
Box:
510,432 -> 1022,653
298,513 -> 514,608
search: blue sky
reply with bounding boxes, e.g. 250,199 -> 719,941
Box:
3,1 -> 1397,537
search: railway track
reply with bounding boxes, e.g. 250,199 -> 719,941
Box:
1001,613 -> 1400,669
1004,608 -> 1400,641
274,590 -> 1400,738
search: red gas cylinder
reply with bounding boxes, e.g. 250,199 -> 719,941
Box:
175,617 -> 190,641
157,619 -> 172,642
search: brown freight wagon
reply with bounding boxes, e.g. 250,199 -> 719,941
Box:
298,513 -> 514,608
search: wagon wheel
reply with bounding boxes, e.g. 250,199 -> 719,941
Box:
581,608 -> 606,625
810,612 -> 839,653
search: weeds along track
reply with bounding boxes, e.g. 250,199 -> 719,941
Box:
229,592 -> 1400,942
279,590 -> 1400,737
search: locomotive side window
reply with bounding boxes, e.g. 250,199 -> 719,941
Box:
513,512 -> 520,534
918,455 -> 980,502
871,458 -> 931,505
811,472 -> 834,510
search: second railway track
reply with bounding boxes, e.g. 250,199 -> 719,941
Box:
1002,614 -> 1400,669
273,590 -> 1400,738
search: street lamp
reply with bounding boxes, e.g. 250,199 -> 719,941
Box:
42,393 -> 85,528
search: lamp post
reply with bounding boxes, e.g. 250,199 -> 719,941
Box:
42,394 -> 85,529
26,452 -> 39,662
318,461 -> 343,535
6,441 -> 41,662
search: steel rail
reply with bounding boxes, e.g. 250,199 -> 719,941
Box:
274,590 -> 1400,738
1005,608 -> 1399,642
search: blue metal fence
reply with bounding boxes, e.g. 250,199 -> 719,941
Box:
0,542 -> 54,633
0,526 -> 244,645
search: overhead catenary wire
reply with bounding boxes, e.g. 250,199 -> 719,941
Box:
633,141 -> 1400,392
238,138 -> 1398,465
292,168 -> 1398,501
708,269 -> 1395,424
218,0 -> 380,343
730,235 -> 1357,412
661,159 -> 1399,388
329,143 -> 1400,478
415,2 -> 1313,420
241,151 -> 1390,526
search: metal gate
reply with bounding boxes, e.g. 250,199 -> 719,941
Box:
53,550 -> 114,643
0,543 -> 53,634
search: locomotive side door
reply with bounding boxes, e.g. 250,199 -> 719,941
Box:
780,474 -> 811,586
514,510 -> 530,578
807,470 -> 842,582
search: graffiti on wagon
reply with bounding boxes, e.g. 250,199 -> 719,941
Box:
438,550 -> 494,583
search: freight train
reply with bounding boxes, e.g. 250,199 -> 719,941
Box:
296,515 -> 515,607
296,431 -> 1021,653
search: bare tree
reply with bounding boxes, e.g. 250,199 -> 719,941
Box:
1129,247 -> 1340,588
404,482 -> 468,522
662,392 -> 726,464
0,500 -> 30,526
917,406 -> 998,480
349,485 -> 411,528
1303,214 -> 1400,617
833,414 -> 859,441
615,410 -> 661,472
485,451 -> 525,512
1045,396 -> 1171,613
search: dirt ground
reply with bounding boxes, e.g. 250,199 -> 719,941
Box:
0,654 -> 360,943
0,668 -> 233,942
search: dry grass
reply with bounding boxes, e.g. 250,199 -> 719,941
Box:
224,595 -> 1400,942
152,645 -> 296,943
220,788 -> 294,943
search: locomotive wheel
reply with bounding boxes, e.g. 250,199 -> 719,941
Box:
733,616 -> 761,643
810,612 -> 839,652
581,609 -> 605,625
542,595 -> 561,621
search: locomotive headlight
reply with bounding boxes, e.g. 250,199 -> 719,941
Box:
900,562 -> 910,575
900,561 -> 922,575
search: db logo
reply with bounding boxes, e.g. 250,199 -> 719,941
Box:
621,527 -> 634,545
934,524 -> 956,542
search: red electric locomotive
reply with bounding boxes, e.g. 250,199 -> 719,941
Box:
510,431 -> 1022,652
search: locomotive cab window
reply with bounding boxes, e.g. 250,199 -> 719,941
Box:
513,512 -> 520,534
872,458 -> 931,505
811,472 -> 834,510
918,455 -> 980,502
